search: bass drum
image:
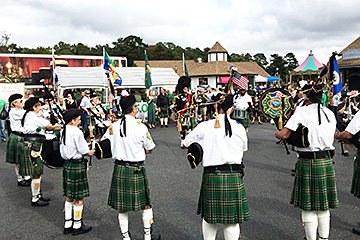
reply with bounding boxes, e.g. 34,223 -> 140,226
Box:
41,130 -> 65,169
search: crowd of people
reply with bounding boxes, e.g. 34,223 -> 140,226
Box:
2,74 -> 360,240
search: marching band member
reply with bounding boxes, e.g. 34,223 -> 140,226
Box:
157,87 -> 170,128
89,93 -> 107,138
184,94 -> 250,240
175,76 -> 196,147
21,97 -> 61,206
5,94 -> 31,186
60,109 -> 94,235
233,88 -> 252,130
335,109 -> 360,235
102,95 -> 160,240
275,85 -> 338,240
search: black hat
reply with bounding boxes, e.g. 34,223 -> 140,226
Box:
175,76 -> 191,93
8,94 -> 23,104
90,93 -> 98,99
63,109 -> 81,124
24,97 -> 40,111
84,90 -> 91,94
212,93 -> 234,111
120,95 -> 136,113
305,84 -> 324,100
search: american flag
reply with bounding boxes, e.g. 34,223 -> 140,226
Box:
231,72 -> 249,89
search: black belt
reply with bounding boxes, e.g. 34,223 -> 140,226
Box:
115,160 -> 144,167
23,134 -> 45,143
204,164 -> 243,174
11,131 -> 23,136
297,150 -> 335,159
66,158 -> 84,163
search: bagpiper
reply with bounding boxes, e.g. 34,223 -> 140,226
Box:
102,95 -> 160,240
275,84 -> 338,240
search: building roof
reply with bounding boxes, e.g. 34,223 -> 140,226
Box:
338,36 -> 360,67
294,50 -> 323,71
208,42 -> 228,53
134,60 -> 269,77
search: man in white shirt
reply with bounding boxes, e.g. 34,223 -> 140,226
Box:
184,94 -> 250,240
335,110 -> 360,235
275,84 -> 338,240
80,90 -> 91,132
102,95 -> 159,240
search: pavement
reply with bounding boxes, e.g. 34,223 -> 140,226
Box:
1,120 -> 360,240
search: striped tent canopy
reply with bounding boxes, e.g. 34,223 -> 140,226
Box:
294,50 -> 323,72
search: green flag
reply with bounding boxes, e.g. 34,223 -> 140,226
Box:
182,53 -> 189,77
145,51 -> 152,89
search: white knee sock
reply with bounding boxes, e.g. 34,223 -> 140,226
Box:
31,178 -> 41,202
317,210 -> 330,239
202,219 -> 217,240
64,201 -> 73,228
118,212 -> 131,240
142,208 -> 153,240
223,224 -> 240,240
302,211 -> 318,240
73,205 -> 83,229
160,118 -> 164,125
15,165 -> 24,182
164,118 -> 168,125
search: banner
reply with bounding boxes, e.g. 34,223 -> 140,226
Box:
0,83 -> 25,101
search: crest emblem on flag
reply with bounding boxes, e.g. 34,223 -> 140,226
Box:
259,88 -> 294,119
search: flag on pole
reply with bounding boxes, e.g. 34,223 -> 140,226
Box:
231,72 -> 249,89
330,56 -> 343,95
104,48 -> 122,85
51,48 -> 57,83
182,53 -> 189,77
145,50 -> 152,89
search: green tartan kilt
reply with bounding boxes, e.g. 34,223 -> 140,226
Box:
351,152 -> 360,198
197,172 -> 250,224
159,106 -> 169,118
108,163 -> 151,212
6,133 -> 24,164
291,156 -> 339,211
19,141 -> 44,176
237,114 -> 250,129
63,160 -> 90,200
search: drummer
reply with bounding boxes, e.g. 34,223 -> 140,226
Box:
20,97 -> 61,206
233,87 -> 252,130
60,109 -> 94,235
89,93 -> 107,138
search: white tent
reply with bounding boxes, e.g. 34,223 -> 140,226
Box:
254,75 -> 268,83
56,67 -> 179,91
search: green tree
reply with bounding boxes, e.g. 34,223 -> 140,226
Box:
112,35 -> 148,66
266,54 -> 287,77
284,52 -> 298,72
228,53 -> 252,62
253,53 -> 268,70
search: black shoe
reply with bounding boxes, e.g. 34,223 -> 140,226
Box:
39,195 -> 50,202
353,227 -> 360,235
18,180 -> 31,187
161,125 -> 164,128
276,140 -> 281,144
344,152 -> 349,156
31,199 -> 49,207
165,125 -> 168,128
72,223 -> 92,235
151,233 -> 161,240
64,227 -> 72,234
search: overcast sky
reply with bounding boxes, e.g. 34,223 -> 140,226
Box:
1,0 -> 359,65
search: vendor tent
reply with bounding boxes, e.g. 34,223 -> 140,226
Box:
254,75 -> 268,83
56,67 -> 179,90
267,76 -> 282,81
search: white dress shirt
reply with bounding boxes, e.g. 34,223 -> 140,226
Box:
23,111 -> 50,135
234,93 -> 252,111
102,115 -> 155,162
9,108 -> 25,132
285,103 -> 336,152
60,126 -> 89,160
184,114 -> 248,167
345,110 -> 360,135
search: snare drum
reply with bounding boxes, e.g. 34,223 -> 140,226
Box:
233,109 -> 248,120
41,129 -> 65,169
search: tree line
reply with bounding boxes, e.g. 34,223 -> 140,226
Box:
1,32 -> 298,77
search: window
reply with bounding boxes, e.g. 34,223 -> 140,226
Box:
199,77 -> 208,85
